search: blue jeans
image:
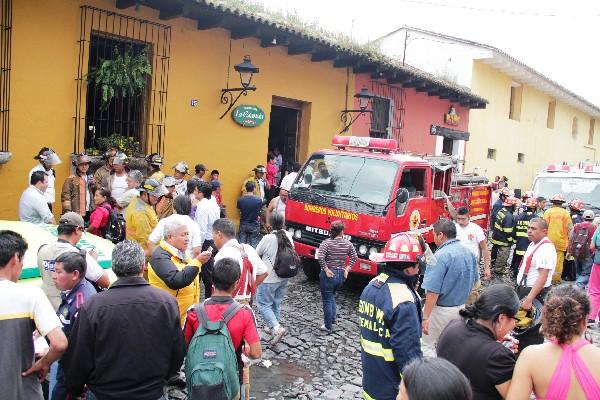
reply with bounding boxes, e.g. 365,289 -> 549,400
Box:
575,256 -> 593,289
48,362 -> 58,399
319,269 -> 346,330
256,280 -> 289,329
239,223 -> 261,248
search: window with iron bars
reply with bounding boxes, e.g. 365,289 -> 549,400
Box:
370,96 -> 391,139
0,0 -> 12,152
74,6 -> 171,156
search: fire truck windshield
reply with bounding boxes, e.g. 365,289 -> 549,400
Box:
532,176 -> 600,211
292,154 -> 398,208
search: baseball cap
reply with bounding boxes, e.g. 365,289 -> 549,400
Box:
173,161 -> 189,174
140,178 -> 168,197
163,176 -> 177,187
59,212 -> 85,228
583,210 -> 595,221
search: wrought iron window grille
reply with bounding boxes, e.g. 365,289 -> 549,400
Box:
0,0 -> 12,153
73,6 -> 171,156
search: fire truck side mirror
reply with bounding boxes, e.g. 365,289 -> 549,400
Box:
396,187 -> 409,204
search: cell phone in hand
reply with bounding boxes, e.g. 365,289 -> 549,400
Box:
206,246 -> 213,253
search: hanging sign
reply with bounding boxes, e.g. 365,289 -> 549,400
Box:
232,105 -> 265,127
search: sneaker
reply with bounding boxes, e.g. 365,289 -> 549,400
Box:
270,326 -> 287,344
320,324 -> 332,333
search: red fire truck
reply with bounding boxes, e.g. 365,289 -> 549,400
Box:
285,135 -> 492,279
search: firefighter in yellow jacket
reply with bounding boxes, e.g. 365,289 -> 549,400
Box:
148,218 -> 211,324
543,193 -> 573,283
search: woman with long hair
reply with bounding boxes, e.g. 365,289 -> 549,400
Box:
87,187 -> 116,237
437,284 -> 520,399
316,220 -> 357,333
507,284 -> 600,399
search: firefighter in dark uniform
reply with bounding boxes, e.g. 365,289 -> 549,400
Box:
359,232 -> 424,400
511,197 -> 538,278
490,196 -> 518,277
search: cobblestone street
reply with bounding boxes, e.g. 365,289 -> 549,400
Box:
164,272 -> 600,400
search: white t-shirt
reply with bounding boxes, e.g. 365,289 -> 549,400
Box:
455,222 -> 486,259
175,179 -> 187,197
29,164 -> 56,204
18,186 -> 54,224
195,197 -> 221,243
280,172 -> 298,191
110,174 -> 129,200
517,239 -> 557,288
214,238 -> 268,302
148,214 -> 203,252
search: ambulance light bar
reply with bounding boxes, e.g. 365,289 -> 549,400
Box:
332,136 -> 398,153
546,164 -> 571,172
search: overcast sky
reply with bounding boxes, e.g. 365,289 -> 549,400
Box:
259,0 -> 600,107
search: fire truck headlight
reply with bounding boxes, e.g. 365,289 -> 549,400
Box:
294,229 -> 302,239
369,247 -> 378,255
358,245 -> 368,255
288,227 -> 295,235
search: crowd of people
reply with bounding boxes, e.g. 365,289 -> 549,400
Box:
8,146 -> 600,400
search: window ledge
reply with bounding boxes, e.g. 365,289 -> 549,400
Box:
0,152 -> 12,164
584,145 -> 596,150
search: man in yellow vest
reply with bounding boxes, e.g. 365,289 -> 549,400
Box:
543,193 -> 573,283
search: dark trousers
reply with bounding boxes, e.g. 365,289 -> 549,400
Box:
511,253 -> 523,279
51,364 -> 68,400
562,258 -> 576,281
201,240 -> 215,298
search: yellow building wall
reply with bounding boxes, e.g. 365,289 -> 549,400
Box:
465,60 -> 598,192
1,0 -> 352,220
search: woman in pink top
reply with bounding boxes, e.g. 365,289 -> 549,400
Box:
266,153 -> 278,187
86,187 -> 115,237
507,284 -> 600,400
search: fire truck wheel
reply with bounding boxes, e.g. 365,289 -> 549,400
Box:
302,258 -> 320,281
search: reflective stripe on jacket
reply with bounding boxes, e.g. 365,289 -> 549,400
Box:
360,273 -> 422,400
514,211 -> 536,255
491,207 -> 516,246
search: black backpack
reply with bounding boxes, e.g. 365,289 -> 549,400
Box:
273,230 -> 300,278
101,206 -> 126,244
571,224 -> 591,259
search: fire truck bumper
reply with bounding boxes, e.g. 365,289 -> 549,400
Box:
293,241 -> 379,276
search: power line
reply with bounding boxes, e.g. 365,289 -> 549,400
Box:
395,0 -> 599,18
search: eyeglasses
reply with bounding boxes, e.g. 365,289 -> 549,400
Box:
508,315 -> 520,322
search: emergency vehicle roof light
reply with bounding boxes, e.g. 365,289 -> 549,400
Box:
332,136 -> 398,153
583,165 -> 600,173
546,164 -> 571,172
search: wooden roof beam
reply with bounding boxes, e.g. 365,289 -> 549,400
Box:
288,42 -> 316,55
159,3 -> 185,20
230,25 -> 258,39
116,0 -> 137,9
333,54 -> 360,68
311,47 -> 338,62
353,61 -> 379,74
197,14 -> 224,30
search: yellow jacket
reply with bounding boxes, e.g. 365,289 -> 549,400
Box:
543,206 -> 573,251
125,198 -> 158,251
148,241 -> 201,325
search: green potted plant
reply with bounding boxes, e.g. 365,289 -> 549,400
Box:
87,45 -> 152,110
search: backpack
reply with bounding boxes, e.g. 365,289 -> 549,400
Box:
571,224 -> 591,259
273,230 -> 300,278
185,301 -> 243,400
101,206 -> 126,244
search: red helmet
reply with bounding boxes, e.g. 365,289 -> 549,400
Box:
369,232 -> 423,263
568,199 -> 584,211
524,197 -> 538,208
503,196 -> 519,207
499,187 -> 513,197
523,190 -> 535,199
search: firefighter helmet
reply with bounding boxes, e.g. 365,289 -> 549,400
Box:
584,210 -> 595,221
499,187 -> 513,197
112,151 -> 129,165
523,190 -> 535,199
146,152 -> 164,167
550,193 -> 566,203
568,199 -> 584,211
513,299 -> 543,338
369,232 -> 423,264
34,148 -> 62,166
524,197 -> 538,209
503,196 -> 519,207
173,161 -> 189,174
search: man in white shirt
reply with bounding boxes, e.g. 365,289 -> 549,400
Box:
280,162 -> 300,192
195,181 -> 222,297
19,171 -> 56,224
29,147 -> 62,211
148,195 -> 203,257
447,204 -> 491,280
108,152 -> 129,200
516,217 -> 556,350
0,230 -> 68,399
213,218 -> 268,303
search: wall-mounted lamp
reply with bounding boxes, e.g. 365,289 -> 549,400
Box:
220,55 -> 260,119
339,87 -> 375,133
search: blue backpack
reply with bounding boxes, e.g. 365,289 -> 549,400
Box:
185,301 -> 242,400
